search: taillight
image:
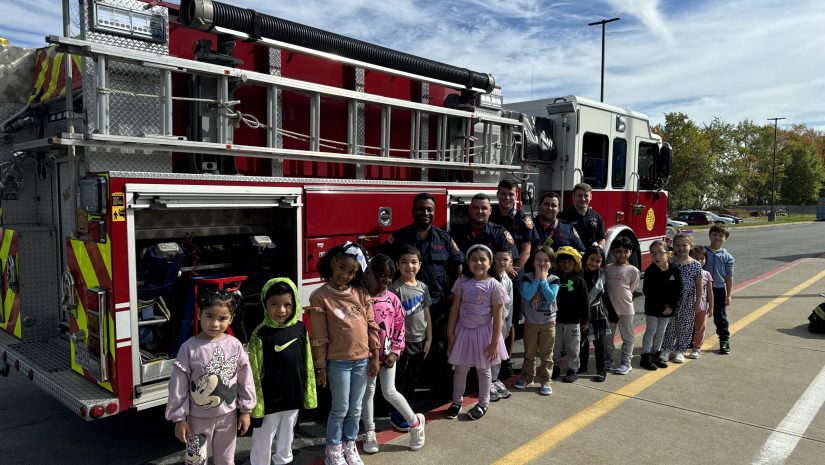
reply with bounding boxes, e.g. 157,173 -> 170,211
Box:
105,402 -> 118,414
90,405 -> 105,419
80,406 -> 87,418
88,220 -> 107,243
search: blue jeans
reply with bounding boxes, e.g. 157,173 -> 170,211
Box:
326,359 -> 368,445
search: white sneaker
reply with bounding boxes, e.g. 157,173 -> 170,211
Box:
342,441 -> 364,465
324,444 -> 348,465
688,349 -> 701,359
494,380 -> 512,399
363,430 -> 379,454
672,352 -> 685,363
659,350 -> 671,363
409,413 -> 426,451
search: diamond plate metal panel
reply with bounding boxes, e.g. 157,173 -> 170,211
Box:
0,135 -> 47,225
0,330 -> 119,420
81,0 -> 172,172
16,226 -> 60,339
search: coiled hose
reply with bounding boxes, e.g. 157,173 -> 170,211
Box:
179,0 -> 495,93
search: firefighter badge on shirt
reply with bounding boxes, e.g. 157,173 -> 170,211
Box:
504,231 -> 514,245
524,217 -> 534,229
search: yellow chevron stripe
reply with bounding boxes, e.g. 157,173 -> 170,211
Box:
28,48 -> 52,104
0,229 -> 12,271
71,240 -> 100,289
44,52 -> 65,101
69,239 -> 113,392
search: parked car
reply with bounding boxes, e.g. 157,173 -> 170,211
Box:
715,213 -> 742,224
674,211 -> 714,225
667,218 -> 688,227
706,212 -> 735,224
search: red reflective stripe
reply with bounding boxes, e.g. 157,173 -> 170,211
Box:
84,242 -> 112,289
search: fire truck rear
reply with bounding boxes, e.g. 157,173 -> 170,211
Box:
0,0 -> 671,420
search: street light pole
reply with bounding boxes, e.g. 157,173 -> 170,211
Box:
767,117 -> 785,222
588,17 -> 620,102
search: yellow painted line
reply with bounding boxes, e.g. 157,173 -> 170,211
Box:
493,266 -> 825,465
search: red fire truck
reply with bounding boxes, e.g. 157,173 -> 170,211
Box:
0,0 -> 671,420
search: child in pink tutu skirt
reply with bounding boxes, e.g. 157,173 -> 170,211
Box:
444,244 -> 509,421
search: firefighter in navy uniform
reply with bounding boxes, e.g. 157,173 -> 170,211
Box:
489,179 -> 533,378
452,193 -> 520,264
381,193 -> 465,403
558,182 -> 606,249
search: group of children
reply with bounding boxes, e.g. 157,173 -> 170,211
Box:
165,242 -> 434,465
164,225 -> 734,465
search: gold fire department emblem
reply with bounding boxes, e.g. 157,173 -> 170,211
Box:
645,208 -> 655,231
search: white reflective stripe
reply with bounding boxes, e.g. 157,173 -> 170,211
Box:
115,309 -> 131,341
752,363 -> 825,465
116,340 -> 132,348
114,302 -> 130,309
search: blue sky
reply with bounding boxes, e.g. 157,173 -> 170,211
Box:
2,0 -> 823,129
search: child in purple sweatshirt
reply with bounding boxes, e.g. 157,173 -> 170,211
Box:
166,290 -> 256,465
361,254 -> 426,453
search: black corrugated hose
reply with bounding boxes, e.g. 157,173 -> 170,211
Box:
179,0 -> 495,93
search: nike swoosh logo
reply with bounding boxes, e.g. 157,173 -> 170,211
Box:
274,338 -> 298,352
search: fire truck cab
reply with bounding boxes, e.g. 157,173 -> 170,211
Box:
0,0 -> 668,421
506,96 -> 672,266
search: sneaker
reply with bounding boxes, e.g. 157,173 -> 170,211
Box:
672,352 -> 685,364
719,340 -> 730,354
604,354 -> 614,371
445,402 -> 461,419
539,384 -> 553,396
688,349 -> 701,359
551,366 -> 561,380
514,379 -> 530,390
613,362 -> 632,375
659,350 -> 671,363
390,409 -> 410,432
363,430 -> 379,454
562,369 -> 578,383
342,441 -> 364,465
467,404 -> 487,420
593,371 -> 606,382
324,444 -> 348,465
494,380 -> 511,399
489,387 -> 501,402
409,413 -> 426,451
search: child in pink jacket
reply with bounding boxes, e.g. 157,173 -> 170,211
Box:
361,254 -> 426,453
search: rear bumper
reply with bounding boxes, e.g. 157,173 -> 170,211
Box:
0,330 -> 120,421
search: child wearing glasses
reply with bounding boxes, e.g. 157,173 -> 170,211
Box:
640,240 -> 683,371
166,289 -> 256,465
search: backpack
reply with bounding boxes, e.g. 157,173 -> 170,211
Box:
809,304 -> 825,334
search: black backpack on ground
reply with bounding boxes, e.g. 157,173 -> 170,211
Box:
809,303 -> 825,334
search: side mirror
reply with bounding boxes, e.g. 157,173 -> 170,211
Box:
657,143 -> 672,180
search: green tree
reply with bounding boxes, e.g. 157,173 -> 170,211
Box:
658,112 -> 713,211
703,118 -> 742,206
780,137 -> 825,204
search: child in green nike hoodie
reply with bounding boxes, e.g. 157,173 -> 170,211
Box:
248,278 -> 317,465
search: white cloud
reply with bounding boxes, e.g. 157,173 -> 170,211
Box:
1,0 -> 823,130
